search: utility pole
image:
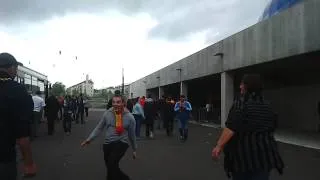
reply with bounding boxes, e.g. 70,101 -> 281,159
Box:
176,68 -> 182,95
121,68 -> 124,95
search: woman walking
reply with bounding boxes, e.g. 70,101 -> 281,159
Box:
212,74 -> 284,180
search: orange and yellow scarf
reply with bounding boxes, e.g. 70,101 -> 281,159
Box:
114,111 -> 124,135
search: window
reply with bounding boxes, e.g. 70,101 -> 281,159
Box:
24,74 -> 32,92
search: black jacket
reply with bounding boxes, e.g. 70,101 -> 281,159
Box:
0,71 -> 33,162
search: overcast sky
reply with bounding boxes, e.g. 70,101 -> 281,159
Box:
0,0 -> 270,89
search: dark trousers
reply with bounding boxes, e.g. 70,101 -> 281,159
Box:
47,114 -> 56,135
103,142 -> 130,180
233,171 -> 270,180
0,161 -> 17,180
63,113 -> 72,133
85,107 -> 89,117
31,111 -> 41,138
145,123 -> 154,137
165,117 -> 174,136
73,110 -> 77,123
59,106 -> 63,120
133,114 -> 142,137
77,109 -> 85,124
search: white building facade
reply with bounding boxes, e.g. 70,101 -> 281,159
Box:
67,75 -> 94,97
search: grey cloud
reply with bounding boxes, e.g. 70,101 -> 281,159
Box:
148,0 -> 270,42
0,0 -> 270,42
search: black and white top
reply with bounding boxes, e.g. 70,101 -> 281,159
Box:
224,93 -> 284,177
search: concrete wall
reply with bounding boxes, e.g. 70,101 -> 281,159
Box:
140,42 -> 223,90
264,84 -> 320,132
129,77 -> 147,98
223,0 -> 320,70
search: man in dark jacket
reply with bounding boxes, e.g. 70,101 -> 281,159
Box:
0,52 -> 36,179
163,97 -> 175,136
77,94 -> 85,124
144,95 -> 156,138
46,94 -> 60,135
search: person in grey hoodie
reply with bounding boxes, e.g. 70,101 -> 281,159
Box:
81,94 -> 137,180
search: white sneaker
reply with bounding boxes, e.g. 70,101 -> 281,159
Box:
150,132 -> 154,138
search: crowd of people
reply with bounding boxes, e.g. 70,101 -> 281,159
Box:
1,52 -> 284,180
29,90 -> 90,138
115,92 -> 193,142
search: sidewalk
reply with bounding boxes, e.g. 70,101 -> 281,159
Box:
190,120 -> 320,150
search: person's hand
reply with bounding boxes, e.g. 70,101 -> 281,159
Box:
132,151 -> 137,159
212,145 -> 222,159
81,140 -> 90,147
23,162 -> 37,178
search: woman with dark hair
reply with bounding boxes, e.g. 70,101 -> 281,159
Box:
212,74 -> 284,180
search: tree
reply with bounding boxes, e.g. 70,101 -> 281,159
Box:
51,82 -> 66,96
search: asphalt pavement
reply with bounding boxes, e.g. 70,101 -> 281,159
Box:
21,110 -> 320,180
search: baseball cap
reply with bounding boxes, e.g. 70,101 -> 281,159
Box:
0,52 -> 23,68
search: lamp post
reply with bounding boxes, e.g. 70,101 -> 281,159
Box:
176,68 -> 182,95
143,80 -> 147,97
156,76 -> 160,99
121,68 -> 124,96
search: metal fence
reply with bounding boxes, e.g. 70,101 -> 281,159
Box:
191,107 -> 221,125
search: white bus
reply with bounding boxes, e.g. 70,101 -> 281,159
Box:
14,65 -> 50,99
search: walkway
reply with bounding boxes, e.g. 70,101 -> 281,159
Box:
22,110 -> 320,180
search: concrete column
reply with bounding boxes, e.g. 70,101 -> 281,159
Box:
221,72 -> 234,128
181,81 -> 188,97
159,86 -> 164,99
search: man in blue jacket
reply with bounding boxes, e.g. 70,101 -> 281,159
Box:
174,95 -> 192,142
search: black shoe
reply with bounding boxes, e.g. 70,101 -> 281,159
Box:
184,129 -> 188,140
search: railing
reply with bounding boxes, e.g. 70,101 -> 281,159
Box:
191,107 -> 221,125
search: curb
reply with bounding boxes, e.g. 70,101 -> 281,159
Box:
189,121 -> 320,150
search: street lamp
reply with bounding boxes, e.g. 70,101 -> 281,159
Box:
176,68 -> 182,95
214,52 -> 224,57
143,80 -> 147,97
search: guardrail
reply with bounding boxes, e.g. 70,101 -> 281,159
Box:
191,107 -> 221,124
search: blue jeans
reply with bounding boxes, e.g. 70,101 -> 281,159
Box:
178,113 -> 189,129
133,114 -> 142,137
233,171 -> 269,180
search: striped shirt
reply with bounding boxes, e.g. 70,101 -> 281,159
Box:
224,94 -> 284,177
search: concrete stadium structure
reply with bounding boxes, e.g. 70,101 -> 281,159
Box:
129,0 -> 320,132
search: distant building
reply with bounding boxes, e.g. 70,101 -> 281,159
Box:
67,75 -> 94,97
106,86 -> 115,93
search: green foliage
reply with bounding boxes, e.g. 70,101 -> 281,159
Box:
51,82 -> 66,96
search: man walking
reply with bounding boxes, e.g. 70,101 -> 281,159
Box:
144,95 -> 156,138
174,95 -> 192,142
0,52 -> 37,179
32,91 -> 46,139
81,94 -> 137,180
77,93 -> 85,124
46,93 -> 60,135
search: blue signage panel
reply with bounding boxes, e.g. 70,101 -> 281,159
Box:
260,0 -> 303,21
